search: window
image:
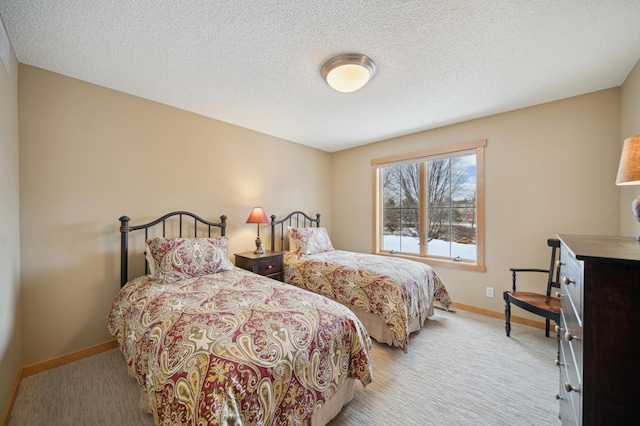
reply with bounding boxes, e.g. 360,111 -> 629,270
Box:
371,139 -> 485,271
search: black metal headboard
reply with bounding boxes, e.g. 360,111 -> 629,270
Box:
119,211 -> 227,287
270,211 -> 320,252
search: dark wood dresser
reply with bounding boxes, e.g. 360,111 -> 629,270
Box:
556,235 -> 640,425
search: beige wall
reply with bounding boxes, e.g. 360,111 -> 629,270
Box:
330,89 -> 621,318
18,65 -> 331,366
0,16 -> 21,420
9,58 -> 640,370
620,59 -> 640,237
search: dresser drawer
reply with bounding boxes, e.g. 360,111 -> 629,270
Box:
255,257 -> 282,276
559,337 -> 580,426
560,251 -> 583,323
560,309 -> 582,384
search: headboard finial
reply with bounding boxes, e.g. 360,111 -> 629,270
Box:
119,216 -> 131,233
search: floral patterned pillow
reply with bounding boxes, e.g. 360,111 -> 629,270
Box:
145,237 -> 233,283
287,226 -> 334,255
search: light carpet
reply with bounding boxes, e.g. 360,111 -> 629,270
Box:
8,309 -> 560,425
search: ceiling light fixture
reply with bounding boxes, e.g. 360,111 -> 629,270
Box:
321,53 -> 376,93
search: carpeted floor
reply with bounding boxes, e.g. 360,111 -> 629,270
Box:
8,309 -> 561,426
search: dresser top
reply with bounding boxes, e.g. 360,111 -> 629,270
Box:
558,234 -> 640,263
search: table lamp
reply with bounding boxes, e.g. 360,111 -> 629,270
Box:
615,135 -> 640,240
246,207 -> 269,253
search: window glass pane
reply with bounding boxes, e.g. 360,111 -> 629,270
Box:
426,158 -> 451,257
400,207 -> 419,254
450,154 -> 477,260
451,207 -> 477,260
399,163 -> 419,209
382,164 -> 419,253
427,205 -> 451,257
426,153 -> 477,260
382,166 -> 401,252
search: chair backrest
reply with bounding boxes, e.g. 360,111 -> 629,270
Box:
546,238 -> 561,296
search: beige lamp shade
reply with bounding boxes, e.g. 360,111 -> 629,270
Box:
616,135 -> 640,185
616,135 -> 640,240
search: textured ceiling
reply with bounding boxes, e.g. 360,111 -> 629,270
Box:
1,1 -> 640,153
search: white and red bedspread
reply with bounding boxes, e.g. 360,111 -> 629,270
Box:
283,250 -> 452,352
108,267 -> 372,425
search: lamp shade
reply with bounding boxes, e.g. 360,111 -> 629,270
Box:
246,207 -> 269,224
616,135 -> 640,185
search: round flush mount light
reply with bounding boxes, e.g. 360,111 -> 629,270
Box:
321,53 -> 376,93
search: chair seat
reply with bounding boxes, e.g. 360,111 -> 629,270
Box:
507,291 -> 561,313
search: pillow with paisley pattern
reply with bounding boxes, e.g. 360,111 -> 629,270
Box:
287,226 -> 334,255
145,237 -> 233,283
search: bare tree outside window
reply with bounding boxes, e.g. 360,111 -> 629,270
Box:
373,139 -> 485,270
382,163 -> 419,253
381,153 -> 477,259
427,155 -> 476,258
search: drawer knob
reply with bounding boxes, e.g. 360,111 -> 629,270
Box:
555,358 -> 563,367
555,292 -> 563,298
555,325 -> 564,333
564,331 -> 580,342
562,276 -> 575,286
555,393 -> 563,400
268,265 -> 272,269
564,382 -> 580,393
556,260 -> 564,268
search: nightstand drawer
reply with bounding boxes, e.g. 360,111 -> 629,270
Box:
255,257 -> 281,275
234,250 -> 284,281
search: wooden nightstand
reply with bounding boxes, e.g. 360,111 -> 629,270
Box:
234,250 -> 284,281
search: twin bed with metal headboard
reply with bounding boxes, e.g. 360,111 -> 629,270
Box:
108,211 -> 372,426
270,210 -> 452,352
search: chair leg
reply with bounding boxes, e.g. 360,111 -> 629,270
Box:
545,318 -> 550,337
504,294 -> 511,337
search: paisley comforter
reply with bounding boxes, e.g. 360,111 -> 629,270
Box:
283,250 -> 452,352
107,267 -> 372,425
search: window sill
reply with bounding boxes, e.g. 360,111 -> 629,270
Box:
375,252 -> 486,272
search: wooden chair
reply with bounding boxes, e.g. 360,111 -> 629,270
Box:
503,238 -> 561,337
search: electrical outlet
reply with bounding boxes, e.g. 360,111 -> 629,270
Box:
486,287 -> 494,298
